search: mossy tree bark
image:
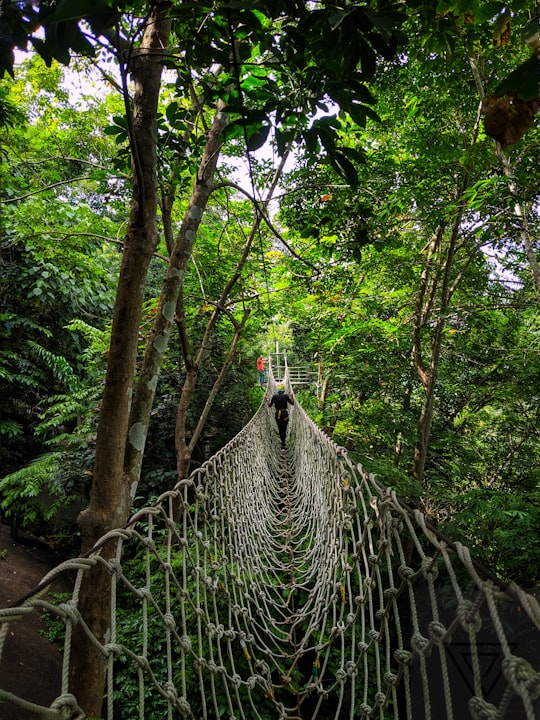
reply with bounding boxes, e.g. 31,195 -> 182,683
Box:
70,4 -> 171,716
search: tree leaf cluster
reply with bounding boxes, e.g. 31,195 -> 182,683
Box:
1,0 -> 539,589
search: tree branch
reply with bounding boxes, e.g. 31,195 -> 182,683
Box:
212,180 -> 320,273
2,176 -> 94,204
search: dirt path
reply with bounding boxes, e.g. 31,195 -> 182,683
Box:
0,523 -> 73,720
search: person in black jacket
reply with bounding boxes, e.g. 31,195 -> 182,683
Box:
267,384 -> 295,449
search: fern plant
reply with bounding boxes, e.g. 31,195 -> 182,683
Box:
35,385 -> 101,442
33,322 -> 107,443
0,453 -> 62,537
0,320 -> 108,538
0,444 -> 93,540
28,340 -> 80,392
0,418 -> 23,440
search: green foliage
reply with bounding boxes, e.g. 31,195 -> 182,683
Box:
28,341 -> 79,392
247,385 -> 266,413
267,0 -> 540,586
0,0 -> 538,591
0,0 -> 127,78
443,488 -> 540,584
0,84 -> 24,128
0,418 -> 23,440
0,317 -> 108,535
0,397 -> 95,535
40,591 -> 71,645
0,11 -> 538,720
0,453 -> 63,530
1,1 -> 413,187
0,58 -> 118,475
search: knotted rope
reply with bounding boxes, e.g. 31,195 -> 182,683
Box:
1,373 -> 539,719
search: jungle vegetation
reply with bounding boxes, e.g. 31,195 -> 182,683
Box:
0,1 -> 539,713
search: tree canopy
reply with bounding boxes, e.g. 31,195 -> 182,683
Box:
0,1 -> 539,713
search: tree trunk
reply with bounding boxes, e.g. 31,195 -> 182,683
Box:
175,306 -> 250,479
412,98 -> 482,485
190,309 -> 250,448
173,152 -> 291,480
413,55 -> 537,483
393,432 -> 403,467
175,358 -> 199,479
70,4 -> 171,716
412,206 -> 465,483
413,368 -> 438,484
122,101 -> 228,498
411,226 -> 442,484
320,376 -> 329,411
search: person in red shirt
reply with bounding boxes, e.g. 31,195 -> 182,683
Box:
256,356 -> 267,387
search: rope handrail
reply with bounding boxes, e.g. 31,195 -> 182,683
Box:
1,368 -> 539,719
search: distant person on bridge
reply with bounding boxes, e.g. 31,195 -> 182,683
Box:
256,355 -> 267,387
267,384 -> 294,449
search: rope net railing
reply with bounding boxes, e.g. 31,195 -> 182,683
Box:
1,371 -> 540,719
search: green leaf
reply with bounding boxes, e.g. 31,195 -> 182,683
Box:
474,3 -> 510,24
103,115 -> 129,141
358,38 -> 376,79
348,81 -> 377,105
328,10 -> 352,31
165,101 -> 179,124
47,0 -> 115,23
339,146 -> 367,164
303,126 -> 319,154
342,39 -> 362,75
331,152 -> 359,188
362,105 -> 381,123
275,127 -> 293,156
247,124 -> 270,151
0,419 -> 23,439
111,115 -> 128,129
347,103 -> 367,127
300,225 -> 320,238
316,123 -> 338,157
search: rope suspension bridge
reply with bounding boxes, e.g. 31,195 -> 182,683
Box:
1,370 -> 539,719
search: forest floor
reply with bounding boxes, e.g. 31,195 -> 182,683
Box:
0,522 -> 71,720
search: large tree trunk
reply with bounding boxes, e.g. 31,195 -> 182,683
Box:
70,5 -> 171,716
